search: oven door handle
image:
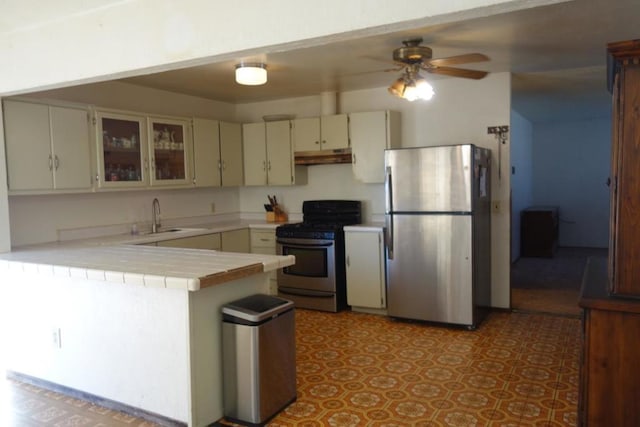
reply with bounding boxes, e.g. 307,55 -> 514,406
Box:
276,240 -> 334,248
278,288 -> 335,298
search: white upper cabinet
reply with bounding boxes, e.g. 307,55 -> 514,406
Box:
292,114 -> 349,152
192,118 -> 222,187
148,116 -> 192,187
3,99 -> 92,193
243,121 -> 305,186
265,120 -> 295,186
242,122 -> 268,186
96,111 -> 193,189
350,110 -> 400,183
218,121 -> 243,186
193,119 -> 243,187
96,110 -> 148,189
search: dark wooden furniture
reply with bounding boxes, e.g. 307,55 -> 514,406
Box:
578,39 -> 640,426
520,206 -> 558,257
607,39 -> 640,298
579,258 -> 640,427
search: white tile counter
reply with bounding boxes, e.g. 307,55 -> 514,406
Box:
0,244 -> 294,291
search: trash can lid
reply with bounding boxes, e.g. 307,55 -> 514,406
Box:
222,294 -> 294,323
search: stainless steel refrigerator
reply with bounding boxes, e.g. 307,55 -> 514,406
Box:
384,144 -> 491,328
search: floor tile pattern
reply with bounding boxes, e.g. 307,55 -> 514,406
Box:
2,309 -> 579,427
252,309 -> 578,426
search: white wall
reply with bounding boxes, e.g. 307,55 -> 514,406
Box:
532,117 -> 611,248
9,188 -> 239,247
510,110 -> 533,262
237,72 -> 512,309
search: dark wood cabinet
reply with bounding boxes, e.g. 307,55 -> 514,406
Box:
608,39 -> 640,297
520,206 -> 558,257
579,258 -> 640,427
579,39 -> 640,426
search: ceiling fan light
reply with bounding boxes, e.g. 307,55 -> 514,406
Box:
415,78 -> 435,100
235,63 -> 267,85
387,78 -> 406,98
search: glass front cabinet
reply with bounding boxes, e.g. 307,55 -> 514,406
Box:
148,116 -> 192,186
95,110 -> 192,189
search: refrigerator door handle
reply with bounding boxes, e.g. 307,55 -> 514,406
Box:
385,166 -> 394,259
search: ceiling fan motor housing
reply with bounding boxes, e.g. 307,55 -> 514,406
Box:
393,39 -> 433,64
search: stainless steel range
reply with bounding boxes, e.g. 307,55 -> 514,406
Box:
276,200 -> 362,312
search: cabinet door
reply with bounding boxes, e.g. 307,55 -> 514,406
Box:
610,63 -> 640,296
97,110 -> 148,188
156,233 -> 221,249
3,100 -> 53,191
250,229 -> 276,254
192,118 -> 221,188
321,114 -> 349,150
219,121 -> 244,186
242,122 -> 267,186
292,117 -> 320,152
346,230 -> 386,308
221,228 -> 250,253
149,117 -> 192,187
350,111 -> 400,183
265,120 -> 293,186
50,106 -> 92,190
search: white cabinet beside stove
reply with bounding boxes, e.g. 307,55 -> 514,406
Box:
250,228 -> 279,295
345,226 -> 386,312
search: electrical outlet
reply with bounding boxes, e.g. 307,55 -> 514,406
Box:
51,327 -> 61,349
210,202 -> 215,213
492,201 -> 501,214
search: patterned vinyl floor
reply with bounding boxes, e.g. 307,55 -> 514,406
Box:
2,309 -> 579,427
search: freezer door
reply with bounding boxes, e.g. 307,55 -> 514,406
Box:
386,214 -> 474,326
385,145 -> 474,213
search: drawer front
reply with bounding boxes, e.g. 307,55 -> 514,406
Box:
250,230 -> 276,248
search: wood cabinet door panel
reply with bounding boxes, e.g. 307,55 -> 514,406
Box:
265,121 -> 293,185
242,122 -> 267,186
611,64 -> 640,296
192,118 -> 221,188
219,121 -> 243,186
50,106 -> 92,190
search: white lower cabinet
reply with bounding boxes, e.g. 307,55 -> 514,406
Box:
220,228 -> 250,253
345,227 -> 386,310
156,233 -> 221,249
250,228 -> 278,295
153,229 -> 248,251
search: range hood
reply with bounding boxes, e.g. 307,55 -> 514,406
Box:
294,148 -> 352,165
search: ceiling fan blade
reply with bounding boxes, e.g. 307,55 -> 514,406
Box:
426,53 -> 489,67
426,66 -> 488,80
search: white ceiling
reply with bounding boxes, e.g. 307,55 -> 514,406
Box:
5,1 -> 636,123
115,0 -> 638,123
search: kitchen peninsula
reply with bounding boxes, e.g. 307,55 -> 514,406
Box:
0,238 -> 294,427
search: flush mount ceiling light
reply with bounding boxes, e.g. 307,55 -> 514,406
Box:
235,63 -> 267,85
388,67 -> 435,102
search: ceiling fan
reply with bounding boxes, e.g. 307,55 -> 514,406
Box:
387,38 -> 490,101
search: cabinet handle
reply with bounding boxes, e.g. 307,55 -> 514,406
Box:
267,160 -> 271,171
222,160 -> 226,170
262,160 -> 266,171
260,238 -> 270,242
322,140 -> 326,145
54,155 -> 60,170
346,255 -> 350,267
218,160 -> 222,171
352,153 -> 356,164
315,140 -> 320,144
48,154 -> 53,171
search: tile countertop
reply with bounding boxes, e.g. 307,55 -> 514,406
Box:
0,220 -> 296,292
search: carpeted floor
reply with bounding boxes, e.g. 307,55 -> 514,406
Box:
511,247 -> 608,317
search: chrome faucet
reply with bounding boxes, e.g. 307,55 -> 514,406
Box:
152,198 -> 161,233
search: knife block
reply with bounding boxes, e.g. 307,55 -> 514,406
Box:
266,211 -> 288,222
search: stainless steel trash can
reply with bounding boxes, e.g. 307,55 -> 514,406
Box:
222,294 -> 296,426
